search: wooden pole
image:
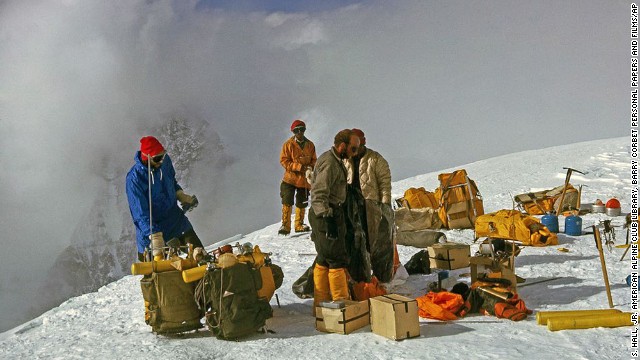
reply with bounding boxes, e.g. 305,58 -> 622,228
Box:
555,169 -> 572,216
620,244 -> 631,262
576,184 -> 582,210
593,225 -> 614,308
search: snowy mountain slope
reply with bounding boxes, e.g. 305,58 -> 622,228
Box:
0,137 -> 634,360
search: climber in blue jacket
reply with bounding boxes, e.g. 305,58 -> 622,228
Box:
126,136 -> 203,261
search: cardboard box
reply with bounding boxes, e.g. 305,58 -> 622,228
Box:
427,242 -> 470,270
315,300 -> 370,334
369,294 -> 420,341
469,256 -> 517,291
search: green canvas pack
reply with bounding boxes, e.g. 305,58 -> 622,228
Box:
197,262 -> 273,340
140,270 -> 203,334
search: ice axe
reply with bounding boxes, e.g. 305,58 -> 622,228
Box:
555,167 -> 585,216
577,184 -> 589,214
592,225 -> 614,308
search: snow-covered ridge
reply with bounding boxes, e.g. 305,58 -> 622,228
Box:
0,137 -> 633,360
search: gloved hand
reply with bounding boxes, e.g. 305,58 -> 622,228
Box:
176,190 -> 198,211
305,166 -> 313,184
323,209 -> 338,240
149,232 -> 164,257
192,247 -> 206,262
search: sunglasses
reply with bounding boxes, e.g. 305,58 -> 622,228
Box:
293,127 -> 306,134
151,153 -> 166,163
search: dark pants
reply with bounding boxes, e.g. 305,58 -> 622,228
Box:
280,182 -> 309,208
344,186 -> 370,282
364,200 -> 395,283
309,206 -> 349,269
137,228 -> 204,262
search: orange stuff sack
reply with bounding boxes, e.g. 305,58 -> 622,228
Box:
493,295 -> 532,321
352,276 -> 387,301
416,291 -> 464,321
404,187 -> 438,209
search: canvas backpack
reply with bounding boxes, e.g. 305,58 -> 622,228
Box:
514,184 -> 578,215
140,270 -> 203,334
394,207 -> 443,231
196,262 -> 273,340
292,263 -> 315,299
404,250 -> 431,275
403,187 -> 439,209
435,169 -> 484,229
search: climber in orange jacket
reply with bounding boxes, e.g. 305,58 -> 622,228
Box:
278,119 -> 317,235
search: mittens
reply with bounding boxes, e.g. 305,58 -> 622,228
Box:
325,215 -> 338,240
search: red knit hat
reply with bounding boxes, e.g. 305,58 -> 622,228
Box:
291,119 -> 306,132
139,136 -> 165,161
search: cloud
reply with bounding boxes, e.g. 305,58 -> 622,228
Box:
264,13 -> 327,50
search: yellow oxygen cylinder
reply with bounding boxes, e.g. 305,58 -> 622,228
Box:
257,266 -> 276,301
236,245 -> 267,267
182,265 -> 207,283
131,258 -> 197,276
182,253 -> 242,283
547,312 -> 633,331
536,309 -> 622,325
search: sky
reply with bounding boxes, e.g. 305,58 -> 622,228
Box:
196,0 -> 363,13
0,137 -> 633,359
0,0 -> 630,331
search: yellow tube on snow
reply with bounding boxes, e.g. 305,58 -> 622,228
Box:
536,309 -> 621,325
131,258 -> 198,276
547,312 -> 633,331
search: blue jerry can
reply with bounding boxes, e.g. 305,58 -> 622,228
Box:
564,215 -> 582,236
541,213 -> 559,233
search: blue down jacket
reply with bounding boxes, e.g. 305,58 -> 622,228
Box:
126,151 -> 192,253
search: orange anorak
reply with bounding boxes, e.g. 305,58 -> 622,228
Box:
280,136 -> 316,189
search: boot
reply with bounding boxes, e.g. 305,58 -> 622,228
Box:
328,268 -> 350,301
294,207 -> 311,232
313,264 -> 331,316
278,205 -> 292,235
